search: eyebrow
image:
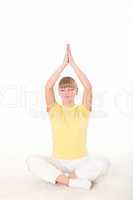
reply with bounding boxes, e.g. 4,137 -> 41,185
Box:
60,88 -> 74,90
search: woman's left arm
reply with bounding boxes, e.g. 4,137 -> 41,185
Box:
67,44 -> 92,89
67,45 -> 92,111
71,63 -> 92,89
72,64 -> 92,112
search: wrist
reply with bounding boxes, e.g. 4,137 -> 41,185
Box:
60,64 -> 66,69
71,62 -> 77,68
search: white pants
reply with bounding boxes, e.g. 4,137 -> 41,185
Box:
25,154 -> 111,185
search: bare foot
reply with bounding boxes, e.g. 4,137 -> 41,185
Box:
90,181 -> 96,190
68,171 -> 77,179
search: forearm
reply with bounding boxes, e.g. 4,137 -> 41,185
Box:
45,64 -> 65,88
72,64 -> 92,89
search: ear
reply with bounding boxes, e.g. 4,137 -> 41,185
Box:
58,88 -> 60,96
76,88 -> 78,95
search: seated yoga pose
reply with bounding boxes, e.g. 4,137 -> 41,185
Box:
25,44 -> 111,190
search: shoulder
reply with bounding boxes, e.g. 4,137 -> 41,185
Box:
77,104 -> 91,117
47,102 -> 61,115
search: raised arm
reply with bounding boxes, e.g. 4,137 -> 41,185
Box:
67,45 -> 92,111
45,45 -> 69,112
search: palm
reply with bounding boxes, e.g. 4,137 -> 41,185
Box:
67,44 -> 75,65
62,48 -> 69,67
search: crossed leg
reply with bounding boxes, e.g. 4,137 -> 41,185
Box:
74,156 -> 111,183
55,170 -> 78,185
25,154 -> 111,187
25,154 -> 76,186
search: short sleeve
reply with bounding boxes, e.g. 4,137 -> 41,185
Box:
79,105 -> 91,118
47,102 -> 60,116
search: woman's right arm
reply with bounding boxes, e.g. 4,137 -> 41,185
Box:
45,45 -> 69,112
45,64 -> 65,89
45,45 -> 69,88
45,65 -> 65,112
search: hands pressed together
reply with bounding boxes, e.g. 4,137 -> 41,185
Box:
62,44 -> 77,68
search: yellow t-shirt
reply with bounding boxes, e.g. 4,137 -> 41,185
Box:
48,102 -> 91,160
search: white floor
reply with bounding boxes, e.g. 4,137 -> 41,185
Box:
0,145 -> 133,200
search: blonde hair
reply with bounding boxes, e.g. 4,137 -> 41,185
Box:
58,76 -> 78,89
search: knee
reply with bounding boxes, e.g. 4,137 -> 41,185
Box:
101,158 -> 111,174
105,159 -> 111,169
25,154 -> 37,171
25,154 -> 46,171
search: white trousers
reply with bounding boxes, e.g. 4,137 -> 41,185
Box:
25,154 -> 111,185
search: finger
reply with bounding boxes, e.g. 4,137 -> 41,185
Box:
66,45 -> 68,56
68,45 -> 72,56
67,43 -> 70,49
66,43 -> 70,51
66,45 -> 69,55
64,48 -> 67,57
63,52 -> 67,63
67,50 -> 69,63
64,48 -> 68,63
68,50 -> 72,60
66,44 -> 72,63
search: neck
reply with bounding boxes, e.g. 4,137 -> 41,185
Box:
62,100 -> 75,107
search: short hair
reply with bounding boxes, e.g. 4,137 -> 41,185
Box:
58,76 -> 78,89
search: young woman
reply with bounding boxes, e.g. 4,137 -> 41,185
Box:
25,44 -> 111,190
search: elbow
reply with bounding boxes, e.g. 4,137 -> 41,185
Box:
45,82 -> 54,89
84,85 -> 92,90
84,81 -> 92,90
45,85 -> 53,90
88,82 -> 92,89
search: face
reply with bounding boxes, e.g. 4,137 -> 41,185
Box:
58,86 -> 77,101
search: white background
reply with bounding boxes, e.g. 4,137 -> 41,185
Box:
0,0 -> 133,160
0,1 -> 133,199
